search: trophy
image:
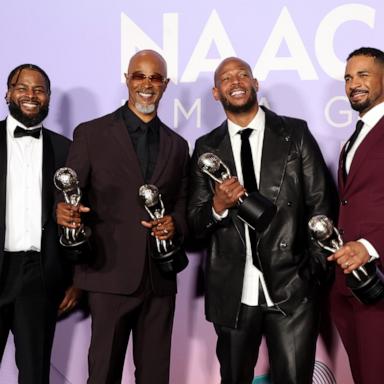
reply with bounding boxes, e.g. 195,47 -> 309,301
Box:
198,152 -> 276,232
139,184 -> 188,273
308,215 -> 384,304
54,167 -> 91,247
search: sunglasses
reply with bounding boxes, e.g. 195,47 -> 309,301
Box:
127,73 -> 167,85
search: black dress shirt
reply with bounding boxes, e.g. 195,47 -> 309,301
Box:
122,104 -> 159,182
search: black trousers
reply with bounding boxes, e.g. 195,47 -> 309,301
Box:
214,298 -> 319,384
87,290 -> 176,384
0,251 -> 62,384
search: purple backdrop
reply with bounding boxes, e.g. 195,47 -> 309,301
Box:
1,1 -> 383,383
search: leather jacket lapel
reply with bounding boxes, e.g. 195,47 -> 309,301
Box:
259,109 -> 292,203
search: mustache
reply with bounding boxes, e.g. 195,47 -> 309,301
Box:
350,88 -> 368,97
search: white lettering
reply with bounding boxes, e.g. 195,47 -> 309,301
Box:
174,98 -> 201,128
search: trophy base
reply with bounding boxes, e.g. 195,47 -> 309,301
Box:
152,245 -> 189,274
60,227 -> 92,248
347,262 -> 384,305
237,192 -> 277,232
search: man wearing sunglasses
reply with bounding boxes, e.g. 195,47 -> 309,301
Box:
56,50 -> 190,384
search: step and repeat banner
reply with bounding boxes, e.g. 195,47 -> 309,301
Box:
0,1 -> 383,383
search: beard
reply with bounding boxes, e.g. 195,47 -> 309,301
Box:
349,98 -> 371,114
220,87 -> 257,114
135,102 -> 156,115
8,101 -> 49,127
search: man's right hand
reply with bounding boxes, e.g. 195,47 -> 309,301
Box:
56,202 -> 90,228
213,177 -> 246,215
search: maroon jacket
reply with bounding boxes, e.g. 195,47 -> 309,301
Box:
66,107 -> 190,296
336,115 -> 384,295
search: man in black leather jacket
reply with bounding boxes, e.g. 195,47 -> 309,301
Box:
188,57 -> 335,384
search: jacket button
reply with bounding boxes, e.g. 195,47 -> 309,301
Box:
341,200 -> 348,206
287,201 -> 292,207
280,241 -> 288,249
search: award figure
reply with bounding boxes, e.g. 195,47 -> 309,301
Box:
198,152 -> 276,232
308,215 -> 384,304
54,167 -> 91,247
139,184 -> 188,273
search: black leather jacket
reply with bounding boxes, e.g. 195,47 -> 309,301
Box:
188,107 -> 336,328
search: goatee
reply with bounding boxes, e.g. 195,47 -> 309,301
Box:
8,101 -> 49,127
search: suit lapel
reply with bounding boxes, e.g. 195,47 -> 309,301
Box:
109,108 -> 143,182
259,108 -> 292,203
41,129 -> 54,226
150,122 -> 172,185
0,121 -> 7,237
345,116 -> 384,192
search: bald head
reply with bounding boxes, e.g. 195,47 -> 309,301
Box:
214,57 -> 253,86
128,50 -> 167,77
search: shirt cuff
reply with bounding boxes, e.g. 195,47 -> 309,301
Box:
212,207 -> 228,221
358,239 -> 379,262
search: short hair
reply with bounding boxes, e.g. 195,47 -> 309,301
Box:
347,47 -> 384,65
7,64 -> 51,93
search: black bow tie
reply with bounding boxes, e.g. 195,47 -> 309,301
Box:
14,126 -> 41,139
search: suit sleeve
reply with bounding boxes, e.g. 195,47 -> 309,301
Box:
170,142 -> 190,240
299,122 -> 338,277
187,138 -> 232,240
66,123 -> 91,192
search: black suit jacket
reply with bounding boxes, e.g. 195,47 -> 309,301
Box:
67,106 -> 190,296
0,119 -> 72,296
188,107 -> 335,328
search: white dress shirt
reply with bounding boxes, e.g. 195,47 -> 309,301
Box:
213,108 -> 274,306
345,102 -> 384,260
5,114 -> 43,252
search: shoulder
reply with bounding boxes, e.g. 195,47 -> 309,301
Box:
74,107 -> 122,134
160,121 -> 189,149
194,122 -> 227,149
43,128 -> 71,147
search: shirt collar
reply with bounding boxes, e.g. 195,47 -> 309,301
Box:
6,114 -> 43,137
122,103 -> 159,133
227,107 -> 265,137
361,101 -> 384,128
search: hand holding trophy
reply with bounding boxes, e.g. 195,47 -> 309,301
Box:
198,152 -> 276,232
308,215 -> 384,304
54,167 -> 91,247
139,184 -> 188,273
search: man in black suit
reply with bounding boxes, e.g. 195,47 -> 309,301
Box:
188,57 -> 335,384
56,50 -> 189,384
0,64 -> 78,384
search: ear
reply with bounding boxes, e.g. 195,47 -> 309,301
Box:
212,86 -> 220,101
253,78 -> 259,92
4,91 -> 10,104
124,73 -> 129,86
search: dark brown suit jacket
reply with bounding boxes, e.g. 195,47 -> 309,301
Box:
67,107 -> 189,296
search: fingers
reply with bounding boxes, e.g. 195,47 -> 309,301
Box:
327,241 -> 369,274
141,216 -> 175,240
58,287 -> 82,316
213,177 -> 246,213
56,203 -> 90,228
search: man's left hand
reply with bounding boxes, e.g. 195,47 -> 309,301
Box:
58,286 -> 82,316
141,215 -> 175,241
327,241 -> 370,274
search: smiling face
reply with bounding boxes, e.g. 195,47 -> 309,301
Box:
345,54 -> 384,116
6,68 -> 50,127
125,50 -> 169,122
213,57 -> 259,119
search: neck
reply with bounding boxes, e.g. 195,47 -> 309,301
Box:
226,105 -> 259,127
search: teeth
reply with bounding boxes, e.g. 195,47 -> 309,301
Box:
139,92 -> 153,98
230,90 -> 245,97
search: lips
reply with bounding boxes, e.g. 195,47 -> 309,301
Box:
229,88 -> 246,98
350,89 -> 368,101
137,91 -> 155,101
20,100 -> 40,111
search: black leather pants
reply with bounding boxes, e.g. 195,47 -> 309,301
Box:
214,298 -> 319,384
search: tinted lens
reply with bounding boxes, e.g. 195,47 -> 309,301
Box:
129,73 -> 164,85
149,74 -> 165,85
